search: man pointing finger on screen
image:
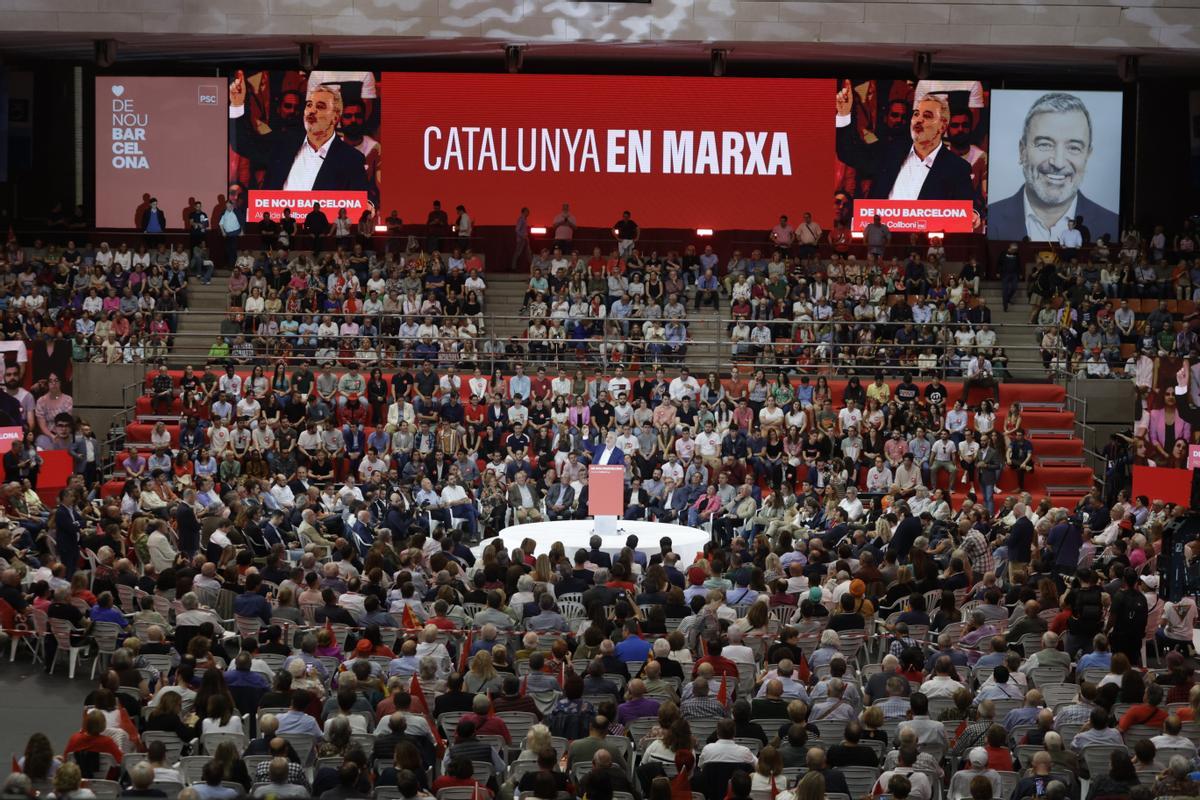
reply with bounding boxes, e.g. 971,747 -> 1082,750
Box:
834,79 -> 974,203
228,69 -> 372,203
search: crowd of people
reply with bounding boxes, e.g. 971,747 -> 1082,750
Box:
0,234 -> 190,368
1,488 -> 1199,800
1,208 -> 1200,800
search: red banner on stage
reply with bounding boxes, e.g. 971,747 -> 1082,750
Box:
248,190 -> 370,217
588,465 -> 625,517
851,200 -> 976,233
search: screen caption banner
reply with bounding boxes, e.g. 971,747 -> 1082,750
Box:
851,200 -> 975,233
0,426 -> 22,455
249,190 -> 370,217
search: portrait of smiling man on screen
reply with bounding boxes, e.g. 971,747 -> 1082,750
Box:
988,91 -> 1119,242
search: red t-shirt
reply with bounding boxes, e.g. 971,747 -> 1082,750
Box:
64,732 -> 124,764
985,745 -> 1013,772
693,655 -> 739,679
1118,704 -> 1168,732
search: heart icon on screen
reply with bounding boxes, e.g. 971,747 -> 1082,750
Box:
112,85 -> 125,96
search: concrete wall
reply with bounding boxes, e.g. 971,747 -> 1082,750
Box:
5,0 -> 1200,50
73,362 -> 144,410
1070,378 -> 1137,427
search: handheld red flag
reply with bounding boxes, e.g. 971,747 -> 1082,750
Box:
409,674 -> 445,757
401,605 -> 419,629
717,674 -> 728,706
459,629 -> 473,673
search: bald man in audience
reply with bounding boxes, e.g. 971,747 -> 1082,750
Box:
751,679 -> 790,720
641,661 -> 679,704
580,749 -> 640,800
807,747 -> 850,795
755,659 -> 809,701
810,678 -> 858,724
617,679 -> 661,726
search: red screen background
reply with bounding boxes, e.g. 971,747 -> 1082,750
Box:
381,73 -> 834,231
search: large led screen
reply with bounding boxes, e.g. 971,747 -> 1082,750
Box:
987,89 -> 1122,242
381,73 -> 836,230
228,69 -> 382,220
95,77 -> 228,229
834,78 -> 989,233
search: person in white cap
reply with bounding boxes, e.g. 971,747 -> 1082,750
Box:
1141,574 -> 1161,611
948,747 -> 1001,800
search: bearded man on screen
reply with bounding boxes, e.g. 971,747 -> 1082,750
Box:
228,70 -> 372,204
988,92 -> 1118,242
834,80 -> 974,202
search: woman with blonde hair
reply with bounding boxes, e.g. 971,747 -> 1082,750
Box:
1178,684 -> 1200,722
514,723 -> 554,765
793,769 -> 824,800
49,762 -> 94,800
465,650 -> 502,694
763,552 -> 784,585
532,554 -> 556,595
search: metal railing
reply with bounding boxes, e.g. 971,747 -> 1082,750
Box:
1061,370 -> 1106,496
80,308 -> 1081,379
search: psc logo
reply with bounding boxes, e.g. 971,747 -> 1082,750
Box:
198,85 -> 218,105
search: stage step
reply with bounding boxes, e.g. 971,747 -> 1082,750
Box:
1037,456 -> 1086,467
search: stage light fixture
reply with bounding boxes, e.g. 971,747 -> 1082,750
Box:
710,49 -> 728,77
299,42 -> 320,72
505,45 -> 525,74
95,39 -> 118,69
913,51 -> 933,81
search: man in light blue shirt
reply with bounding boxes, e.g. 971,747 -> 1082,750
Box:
1076,634 -> 1113,672
387,639 -> 420,677
508,364 -> 531,402
282,635 -> 329,683
276,694 -> 324,745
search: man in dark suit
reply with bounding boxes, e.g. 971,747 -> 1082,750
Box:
835,81 -> 974,203
545,477 -> 575,521
586,535 -> 611,569
648,478 -> 689,523
987,93 -> 1120,241
176,490 -> 201,557
227,71 -> 372,202
589,432 -> 625,466
54,488 -> 81,578
287,466 -> 312,497
1006,502 -> 1036,582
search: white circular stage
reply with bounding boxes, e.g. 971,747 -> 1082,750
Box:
473,519 -> 710,565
